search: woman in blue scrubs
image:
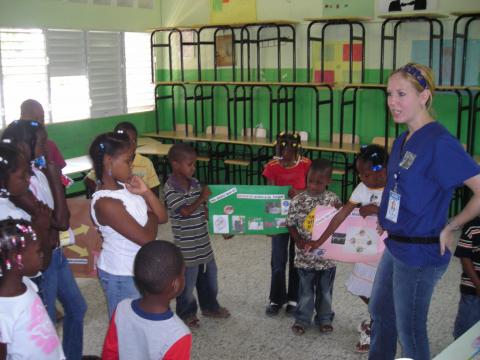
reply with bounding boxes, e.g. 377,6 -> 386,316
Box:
368,63 -> 480,360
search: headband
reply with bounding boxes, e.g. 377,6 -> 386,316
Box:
401,64 -> 428,90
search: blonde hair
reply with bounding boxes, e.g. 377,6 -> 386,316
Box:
390,63 -> 435,111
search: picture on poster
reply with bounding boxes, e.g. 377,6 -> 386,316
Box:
311,206 -> 387,263
377,0 -> 437,14
208,185 -> 290,235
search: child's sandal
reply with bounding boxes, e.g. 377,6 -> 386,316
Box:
291,323 -> 305,335
184,315 -> 200,329
319,324 -> 333,333
355,328 -> 371,353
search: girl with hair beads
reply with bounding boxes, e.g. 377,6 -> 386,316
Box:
1,120 -> 86,360
263,132 -> 311,316
0,218 -> 65,359
312,144 -> 388,353
0,142 -> 51,253
89,132 -> 168,318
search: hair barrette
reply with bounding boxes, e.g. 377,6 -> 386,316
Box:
2,138 -> 12,144
0,188 -> 10,198
30,121 -> 39,127
99,143 -> 105,151
371,164 -> 383,172
116,129 -> 125,134
16,254 -> 23,269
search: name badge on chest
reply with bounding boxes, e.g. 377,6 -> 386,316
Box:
385,190 -> 401,223
399,151 -> 416,169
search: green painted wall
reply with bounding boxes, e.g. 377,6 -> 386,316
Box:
0,0 -> 162,31
46,111 -> 157,159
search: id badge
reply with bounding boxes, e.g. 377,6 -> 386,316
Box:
385,190 -> 401,223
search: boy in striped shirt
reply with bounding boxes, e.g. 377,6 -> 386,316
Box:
453,217 -> 480,339
164,143 -> 230,329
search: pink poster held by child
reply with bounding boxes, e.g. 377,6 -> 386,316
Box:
311,206 -> 387,263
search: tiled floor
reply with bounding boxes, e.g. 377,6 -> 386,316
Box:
75,223 -> 462,359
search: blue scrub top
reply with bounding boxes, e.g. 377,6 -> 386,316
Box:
379,122 -> 480,266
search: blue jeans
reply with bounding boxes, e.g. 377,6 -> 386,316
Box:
295,267 -> 336,327
176,259 -> 220,320
40,248 -> 87,360
269,233 -> 299,305
98,268 -> 140,319
368,248 -> 448,360
453,293 -> 480,339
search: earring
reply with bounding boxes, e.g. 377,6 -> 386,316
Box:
108,167 -> 112,176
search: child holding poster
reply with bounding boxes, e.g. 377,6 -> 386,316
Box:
313,144 -> 387,353
286,158 -> 340,335
263,132 -> 311,316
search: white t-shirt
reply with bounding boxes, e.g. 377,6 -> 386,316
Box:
349,182 -> 384,207
0,198 -> 30,221
29,167 -> 54,210
0,277 -> 65,359
90,186 -> 148,276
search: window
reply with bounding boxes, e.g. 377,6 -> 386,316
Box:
124,32 -> 154,113
0,29 -> 49,125
46,29 -> 90,122
87,31 -> 125,118
0,29 -> 154,127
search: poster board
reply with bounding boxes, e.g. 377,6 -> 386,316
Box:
310,206 -> 386,263
323,0 -> 375,18
208,185 -> 290,235
377,0 -> 438,15
61,198 -> 102,278
210,0 -> 257,25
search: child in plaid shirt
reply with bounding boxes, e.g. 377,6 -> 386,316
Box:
286,158 -> 341,335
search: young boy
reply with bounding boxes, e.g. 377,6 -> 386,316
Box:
164,143 -> 230,328
453,217 -> 480,339
286,158 -> 341,335
102,240 -> 192,359
84,121 -> 160,197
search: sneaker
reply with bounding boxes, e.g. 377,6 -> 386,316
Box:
265,302 -> 282,316
285,301 -> 297,316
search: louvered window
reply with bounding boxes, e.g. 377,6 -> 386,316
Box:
46,29 -> 90,122
87,31 -> 125,118
0,28 -> 49,125
124,32 -> 154,113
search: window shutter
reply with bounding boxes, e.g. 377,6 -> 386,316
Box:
46,29 -> 90,122
87,31 -> 125,118
124,32 -> 154,113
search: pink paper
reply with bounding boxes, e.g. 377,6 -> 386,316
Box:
312,206 -> 386,263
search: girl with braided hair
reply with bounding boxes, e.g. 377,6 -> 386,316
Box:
0,218 -> 65,359
262,132 -> 311,316
1,120 -> 86,360
89,132 -> 168,318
